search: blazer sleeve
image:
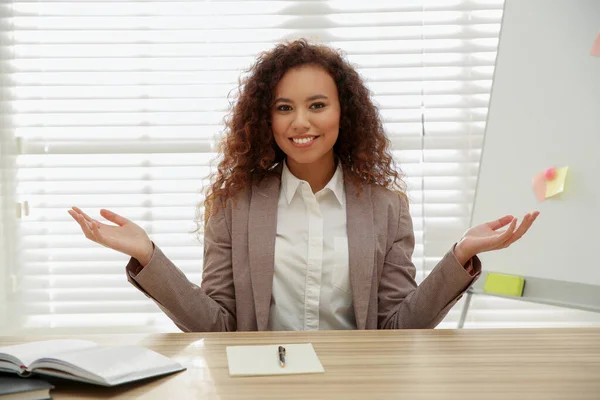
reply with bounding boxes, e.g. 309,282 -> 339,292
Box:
125,202 -> 236,332
378,194 -> 482,329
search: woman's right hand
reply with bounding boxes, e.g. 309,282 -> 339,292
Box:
68,207 -> 155,266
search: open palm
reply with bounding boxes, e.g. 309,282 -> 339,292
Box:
68,207 -> 154,265
455,212 -> 540,264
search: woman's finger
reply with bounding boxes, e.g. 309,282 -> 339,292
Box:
485,232 -> 509,250
69,210 -> 110,248
71,206 -> 97,225
71,206 -> 113,231
68,210 -> 89,229
504,211 -> 539,244
75,213 -> 98,242
487,215 -> 514,231
100,209 -> 129,227
498,217 -> 517,240
79,213 -> 94,232
91,220 -> 105,241
508,213 -> 532,241
67,209 -> 77,220
504,211 -> 540,247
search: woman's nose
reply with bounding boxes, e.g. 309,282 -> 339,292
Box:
291,110 -> 311,131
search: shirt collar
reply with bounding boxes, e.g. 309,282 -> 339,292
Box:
282,160 -> 345,206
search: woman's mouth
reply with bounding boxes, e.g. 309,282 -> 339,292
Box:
290,136 -> 318,148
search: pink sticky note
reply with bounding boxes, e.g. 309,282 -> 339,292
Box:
591,32 -> 600,57
532,172 -> 547,202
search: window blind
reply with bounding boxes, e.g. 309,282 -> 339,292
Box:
0,26 -> 15,330
0,129 -> 7,329
3,0 -> 596,334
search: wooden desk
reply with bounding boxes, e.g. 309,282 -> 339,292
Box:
2,329 -> 599,400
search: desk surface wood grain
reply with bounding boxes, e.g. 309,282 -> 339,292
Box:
1,329 -> 599,400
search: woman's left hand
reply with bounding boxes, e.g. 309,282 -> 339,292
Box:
453,211 -> 540,265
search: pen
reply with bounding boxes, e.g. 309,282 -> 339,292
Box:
278,346 -> 286,368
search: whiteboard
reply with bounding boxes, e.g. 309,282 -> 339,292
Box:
471,0 -> 600,287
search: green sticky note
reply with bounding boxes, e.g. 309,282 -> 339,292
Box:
483,273 -> 525,297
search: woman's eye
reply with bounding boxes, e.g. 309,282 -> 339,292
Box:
277,105 -> 292,111
310,102 -> 326,109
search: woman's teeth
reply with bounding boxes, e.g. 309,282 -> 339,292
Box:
292,137 -> 315,144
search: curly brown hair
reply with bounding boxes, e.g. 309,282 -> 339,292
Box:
200,38 -> 405,226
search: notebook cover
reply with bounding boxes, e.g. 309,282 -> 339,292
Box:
0,375 -> 54,397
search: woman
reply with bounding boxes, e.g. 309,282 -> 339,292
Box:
68,39 -> 539,332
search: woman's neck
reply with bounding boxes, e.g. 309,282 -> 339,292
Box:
286,154 -> 337,193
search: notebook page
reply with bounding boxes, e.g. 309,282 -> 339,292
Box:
0,340 -> 98,368
31,345 -> 185,386
226,343 -> 324,377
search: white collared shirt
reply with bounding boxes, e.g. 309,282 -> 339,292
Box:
268,161 -> 356,331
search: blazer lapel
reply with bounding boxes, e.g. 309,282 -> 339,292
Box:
344,175 -> 375,330
248,169 -> 281,331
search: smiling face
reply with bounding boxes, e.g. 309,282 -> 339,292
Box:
270,64 -> 341,173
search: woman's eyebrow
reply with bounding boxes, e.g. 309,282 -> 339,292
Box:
273,94 -> 328,104
306,94 -> 328,101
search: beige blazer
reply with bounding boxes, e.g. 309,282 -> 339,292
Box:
126,166 -> 481,332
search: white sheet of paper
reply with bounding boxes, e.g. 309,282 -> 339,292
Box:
226,343 -> 324,377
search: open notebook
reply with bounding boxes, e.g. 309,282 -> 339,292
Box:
0,339 -> 185,387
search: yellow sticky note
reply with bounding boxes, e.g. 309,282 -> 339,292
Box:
545,166 -> 568,198
483,273 -> 525,297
